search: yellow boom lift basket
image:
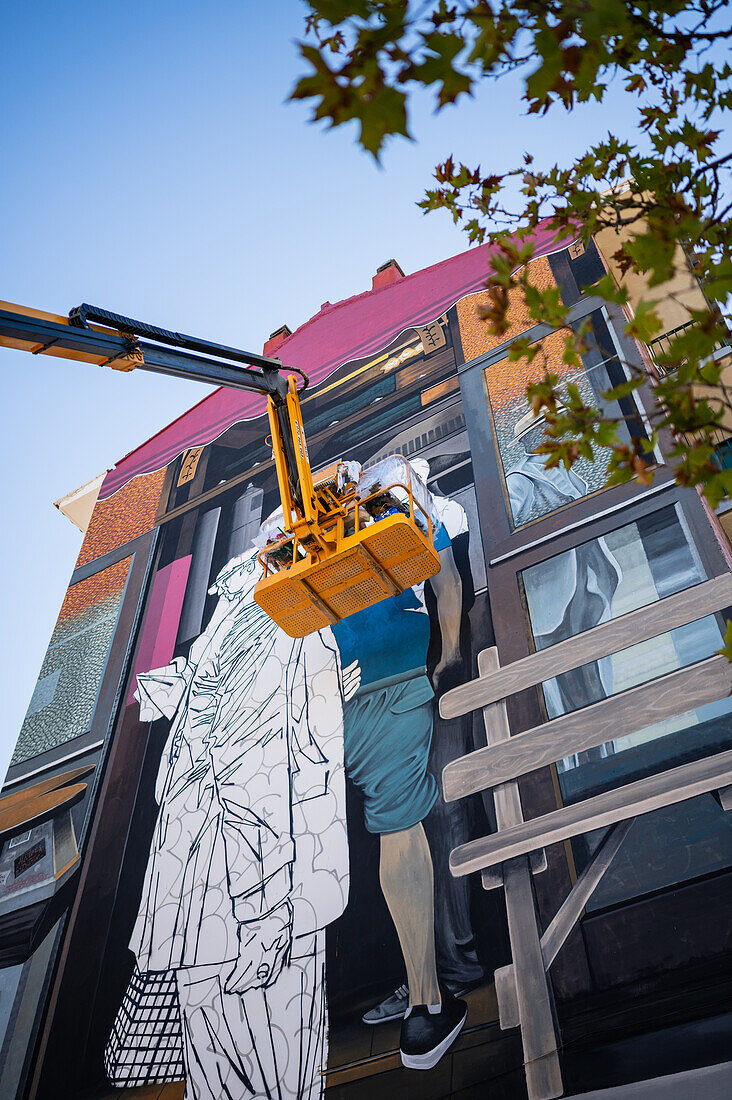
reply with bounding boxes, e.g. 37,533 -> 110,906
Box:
254,379 -> 440,637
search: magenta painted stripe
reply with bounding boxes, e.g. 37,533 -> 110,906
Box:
100,225 -> 574,499
127,555 -> 192,705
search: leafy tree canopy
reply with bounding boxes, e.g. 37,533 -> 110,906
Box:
291,1 -> 732,508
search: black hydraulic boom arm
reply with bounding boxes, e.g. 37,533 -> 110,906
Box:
0,299 -> 307,510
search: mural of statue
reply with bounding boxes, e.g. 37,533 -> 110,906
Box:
505,405 -> 589,527
107,551 -> 349,1100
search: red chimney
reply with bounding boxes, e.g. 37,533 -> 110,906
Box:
263,324 -> 292,358
372,259 -> 405,290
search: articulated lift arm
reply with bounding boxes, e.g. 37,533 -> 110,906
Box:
0,299 -> 440,637
0,299 -> 311,521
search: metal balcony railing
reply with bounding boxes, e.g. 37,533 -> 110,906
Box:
676,428 -> 732,474
649,321 -> 730,375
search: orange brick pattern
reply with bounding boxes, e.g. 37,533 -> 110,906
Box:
484,328 -> 575,421
54,557 -> 132,640
76,467 -> 167,568
455,255 -> 556,363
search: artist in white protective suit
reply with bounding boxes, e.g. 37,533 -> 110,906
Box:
128,550 -> 349,1100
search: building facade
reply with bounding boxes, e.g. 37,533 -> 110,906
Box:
1,229 -> 731,1100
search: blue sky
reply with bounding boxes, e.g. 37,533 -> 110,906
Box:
0,0 -> 641,777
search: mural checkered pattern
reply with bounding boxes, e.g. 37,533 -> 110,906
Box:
104,968 -> 183,1086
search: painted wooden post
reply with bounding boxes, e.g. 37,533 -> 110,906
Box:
479,648 -> 564,1100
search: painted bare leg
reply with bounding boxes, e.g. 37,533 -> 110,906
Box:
379,821 -> 441,1008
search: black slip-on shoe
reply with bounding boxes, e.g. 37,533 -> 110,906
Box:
399,994 -> 468,1070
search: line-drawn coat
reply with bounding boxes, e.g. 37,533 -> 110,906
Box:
115,552 -> 349,1099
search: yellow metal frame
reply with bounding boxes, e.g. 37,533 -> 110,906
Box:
266,376 -> 353,551
253,460 -> 441,637
0,299 -> 142,370
0,296 -> 443,639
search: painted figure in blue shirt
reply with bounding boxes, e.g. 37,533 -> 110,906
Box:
332,520 -> 461,1048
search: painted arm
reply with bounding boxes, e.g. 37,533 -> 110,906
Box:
430,543 -> 463,691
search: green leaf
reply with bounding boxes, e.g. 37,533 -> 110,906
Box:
590,271 -> 629,306
603,377 -> 643,401
306,1 -> 372,22
292,0 -> 732,509
410,32 -> 473,106
703,468 -> 732,509
625,300 -> 663,344
357,84 -> 410,158
594,420 -> 621,447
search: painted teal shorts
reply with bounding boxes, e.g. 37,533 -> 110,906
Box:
342,671 -> 438,835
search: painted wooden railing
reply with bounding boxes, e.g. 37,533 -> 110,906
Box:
439,572 -> 732,1100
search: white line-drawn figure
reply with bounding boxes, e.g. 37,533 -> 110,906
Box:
110,550 -> 349,1100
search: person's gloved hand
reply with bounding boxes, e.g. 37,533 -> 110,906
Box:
225,900 -> 294,994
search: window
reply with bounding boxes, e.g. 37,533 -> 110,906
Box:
520,505 -> 732,907
485,313 -> 648,529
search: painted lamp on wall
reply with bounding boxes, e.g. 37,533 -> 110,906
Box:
0,765 -> 93,967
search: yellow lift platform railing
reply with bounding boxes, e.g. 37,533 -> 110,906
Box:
255,383 -> 440,634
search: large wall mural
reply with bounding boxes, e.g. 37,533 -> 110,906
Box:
91,311 -> 497,1097
1,241 -> 730,1100
0,301 -> 505,1100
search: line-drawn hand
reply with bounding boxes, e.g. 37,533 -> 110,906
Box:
225,902 -> 293,994
341,659 -> 362,703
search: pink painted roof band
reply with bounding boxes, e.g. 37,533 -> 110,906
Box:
100,221 -> 574,499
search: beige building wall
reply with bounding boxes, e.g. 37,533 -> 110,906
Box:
594,190 -> 732,432
595,226 -> 709,337
595,190 -> 732,550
